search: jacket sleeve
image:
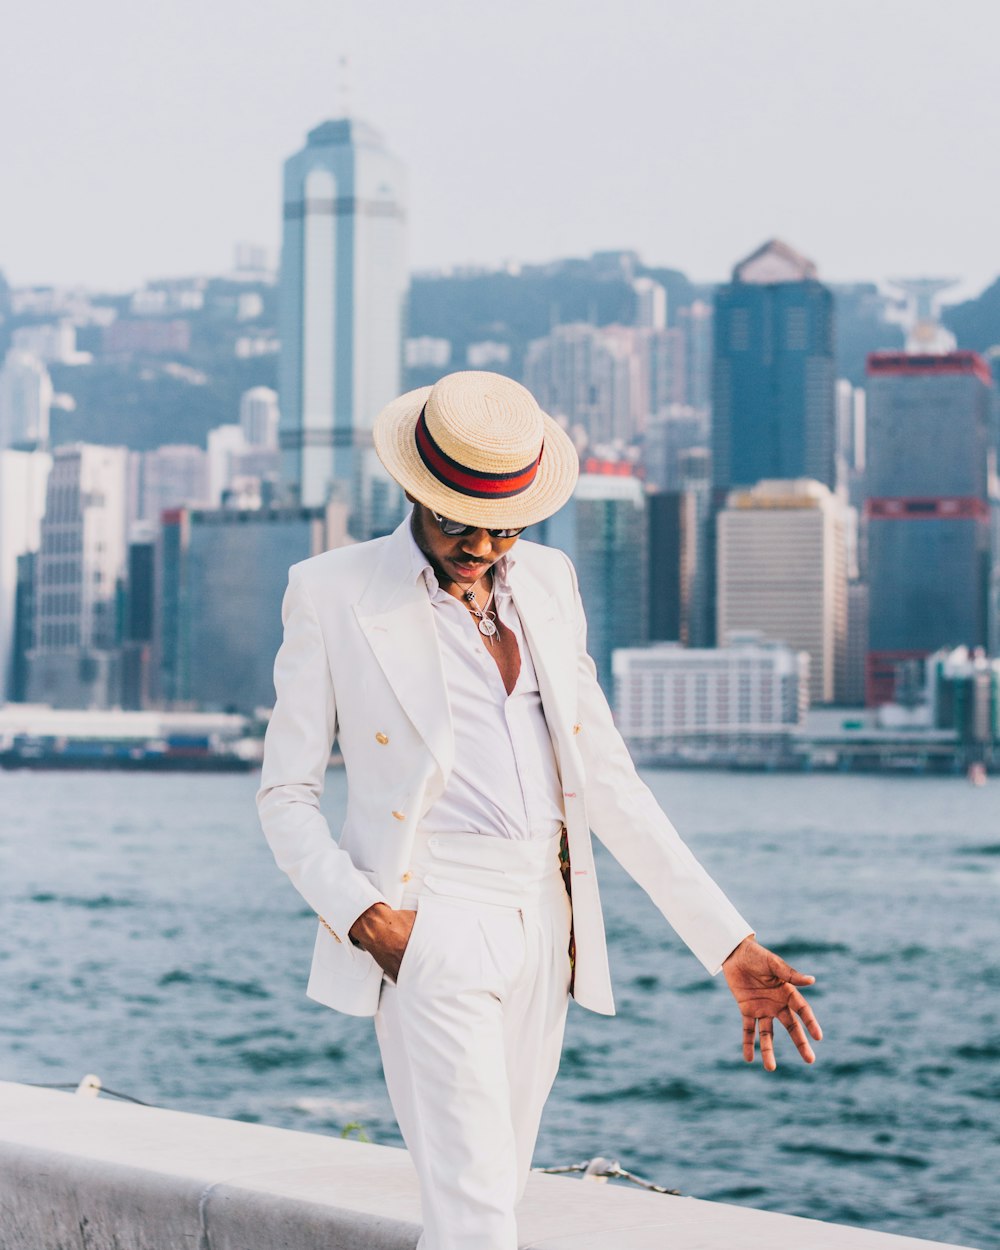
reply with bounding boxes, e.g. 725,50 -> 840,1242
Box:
255,563 -> 386,942
561,552 -> 753,974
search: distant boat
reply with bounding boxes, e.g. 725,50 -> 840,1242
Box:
0,733 -> 253,772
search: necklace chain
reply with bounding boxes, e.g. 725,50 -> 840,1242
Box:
463,577 -> 499,644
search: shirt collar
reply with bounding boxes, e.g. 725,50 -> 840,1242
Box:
405,517 -> 517,598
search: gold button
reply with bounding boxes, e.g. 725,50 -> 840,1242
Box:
573,723 -> 582,735
375,732 -> 389,745
392,810 -> 405,821
401,870 -> 413,882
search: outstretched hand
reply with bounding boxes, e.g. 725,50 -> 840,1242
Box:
722,937 -> 823,1071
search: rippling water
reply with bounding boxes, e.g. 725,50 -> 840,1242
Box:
1,769 -> 997,1248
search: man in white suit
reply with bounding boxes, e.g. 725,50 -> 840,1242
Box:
257,371 -> 821,1250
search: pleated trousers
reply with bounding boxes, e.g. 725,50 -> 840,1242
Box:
374,828 -> 573,1250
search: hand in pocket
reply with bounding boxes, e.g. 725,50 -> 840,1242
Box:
349,903 -> 418,982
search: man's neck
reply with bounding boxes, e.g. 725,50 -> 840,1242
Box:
410,509 -> 493,603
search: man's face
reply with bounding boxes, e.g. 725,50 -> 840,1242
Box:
411,501 -> 521,590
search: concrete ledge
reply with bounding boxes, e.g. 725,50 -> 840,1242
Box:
0,1081 -> 973,1250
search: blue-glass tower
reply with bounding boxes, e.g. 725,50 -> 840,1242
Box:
712,240 -> 836,492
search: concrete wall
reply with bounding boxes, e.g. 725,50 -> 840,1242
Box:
0,1082 -> 972,1250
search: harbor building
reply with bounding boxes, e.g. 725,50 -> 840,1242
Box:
712,240 -> 836,493
613,633 -> 809,767
716,478 -> 849,705
278,118 -> 408,536
864,351 -> 995,704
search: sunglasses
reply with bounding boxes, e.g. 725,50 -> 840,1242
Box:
430,510 -> 525,540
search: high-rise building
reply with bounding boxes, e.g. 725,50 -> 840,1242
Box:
239,386 -> 280,448
712,240 -> 836,492
524,323 -> 646,447
641,406 -> 709,491
717,478 -> 848,705
678,447 -> 713,648
26,443 -> 129,708
646,490 -> 696,645
131,445 -> 210,526
278,118 -> 408,534
541,470 -> 648,692
864,351 -> 995,704
0,350 -> 52,451
0,448 -> 51,699
631,277 -> 667,330
121,526 -> 157,710
206,425 -> 248,506
678,300 -> 713,412
158,502 -> 350,712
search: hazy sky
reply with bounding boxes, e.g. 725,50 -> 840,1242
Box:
4,0 -> 1000,299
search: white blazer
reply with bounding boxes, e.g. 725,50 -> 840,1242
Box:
256,517 -> 751,1018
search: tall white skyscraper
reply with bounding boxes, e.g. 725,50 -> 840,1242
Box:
0,350 -> 52,450
279,118 -> 408,534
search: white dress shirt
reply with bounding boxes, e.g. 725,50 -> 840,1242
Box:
407,526 -> 565,841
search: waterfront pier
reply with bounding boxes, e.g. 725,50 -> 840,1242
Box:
0,1081 -> 975,1249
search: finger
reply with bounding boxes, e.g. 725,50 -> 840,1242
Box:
787,990 -> 824,1041
758,1019 -> 776,1072
777,1007 -> 816,1064
742,1016 -> 756,1064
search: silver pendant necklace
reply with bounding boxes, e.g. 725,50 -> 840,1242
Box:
464,579 -> 498,644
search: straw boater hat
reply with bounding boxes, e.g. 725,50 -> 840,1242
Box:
372,371 -> 579,530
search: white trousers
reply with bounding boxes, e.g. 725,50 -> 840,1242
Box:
374,829 -> 573,1250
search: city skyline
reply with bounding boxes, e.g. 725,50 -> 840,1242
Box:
3,0 -> 1000,297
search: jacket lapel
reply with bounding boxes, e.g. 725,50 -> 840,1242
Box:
509,557 -> 578,741
353,520 -> 454,784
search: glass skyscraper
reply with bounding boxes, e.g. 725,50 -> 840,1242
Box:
279,119 -> 408,534
158,506 -> 325,713
712,239 -> 836,492
542,471 -> 648,693
864,351 -> 995,703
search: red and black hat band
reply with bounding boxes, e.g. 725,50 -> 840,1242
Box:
414,405 -> 544,499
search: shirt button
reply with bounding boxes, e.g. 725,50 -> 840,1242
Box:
401,871 -> 413,883
573,723 -> 582,735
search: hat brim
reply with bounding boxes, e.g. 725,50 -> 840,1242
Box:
373,386 -> 580,529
